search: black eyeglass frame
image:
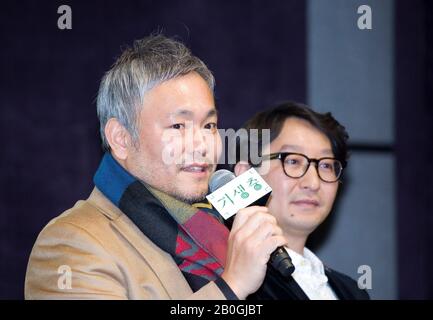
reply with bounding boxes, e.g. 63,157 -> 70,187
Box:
258,152 -> 344,183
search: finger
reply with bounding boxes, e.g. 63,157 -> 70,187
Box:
231,211 -> 277,241
231,206 -> 269,232
245,222 -> 283,245
257,235 -> 288,261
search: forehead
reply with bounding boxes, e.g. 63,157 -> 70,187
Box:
269,117 -> 333,155
140,73 -> 215,119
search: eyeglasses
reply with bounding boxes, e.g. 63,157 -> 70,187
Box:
260,152 -> 343,183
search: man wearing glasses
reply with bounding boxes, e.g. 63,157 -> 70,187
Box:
233,101 -> 370,300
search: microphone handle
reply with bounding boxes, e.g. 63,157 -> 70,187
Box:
269,246 -> 295,278
250,193 -> 295,278
235,193 -> 295,277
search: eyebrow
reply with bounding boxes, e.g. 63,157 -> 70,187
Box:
169,108 -> 218,119
279,144 -> 334,156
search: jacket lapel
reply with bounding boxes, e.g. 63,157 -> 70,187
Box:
111,214 -> 193,299
249,266 -> 310,300
87,188 -> 193,299
325,267 -> 355,300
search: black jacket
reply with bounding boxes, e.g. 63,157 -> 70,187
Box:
248,264 -> 370,300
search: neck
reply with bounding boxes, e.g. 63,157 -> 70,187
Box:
283,232 -> 308,255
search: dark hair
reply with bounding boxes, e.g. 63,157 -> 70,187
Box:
236,101 -> 349,168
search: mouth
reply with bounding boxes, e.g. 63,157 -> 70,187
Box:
291,199 -> 320,207
180,163 -> 211,176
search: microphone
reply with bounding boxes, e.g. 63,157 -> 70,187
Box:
209,169 -> 295,278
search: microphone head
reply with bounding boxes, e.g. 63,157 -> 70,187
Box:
209,169 -> 236,193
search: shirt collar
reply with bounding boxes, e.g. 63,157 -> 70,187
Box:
284,246 -> 326,276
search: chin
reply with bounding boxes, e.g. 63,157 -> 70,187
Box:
175,187 -> 208,204
283,213 -> 323,230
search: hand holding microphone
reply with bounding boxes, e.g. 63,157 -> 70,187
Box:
221,206 -> 287,299
208,169 -> 295,299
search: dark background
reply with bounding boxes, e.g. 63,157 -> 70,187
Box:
0,0 -> 431,299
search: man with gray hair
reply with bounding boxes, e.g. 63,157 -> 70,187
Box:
24,34 -> 286,299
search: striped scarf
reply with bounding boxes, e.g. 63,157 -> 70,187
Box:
94,153 -> 229,291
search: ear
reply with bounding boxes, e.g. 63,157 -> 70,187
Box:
234,161 -> 251,177
104,118 -> 132,160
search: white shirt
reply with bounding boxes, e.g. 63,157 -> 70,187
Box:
284,247 -> 338,300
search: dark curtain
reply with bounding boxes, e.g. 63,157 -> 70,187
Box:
0,0 -> 306,299
396,0 -> 433,299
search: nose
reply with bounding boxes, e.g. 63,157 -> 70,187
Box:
299,162 -> 320,191
192,127 -> 207,158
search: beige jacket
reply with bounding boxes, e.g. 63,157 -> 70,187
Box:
24,188 -> 227,300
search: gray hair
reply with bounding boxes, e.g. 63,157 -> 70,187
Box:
96,34 -> 215,151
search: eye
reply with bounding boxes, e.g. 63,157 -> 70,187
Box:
285,158 -> 299,165
319,161 -> 333,171
170,123 -> 185,130
204,122 -> 217,130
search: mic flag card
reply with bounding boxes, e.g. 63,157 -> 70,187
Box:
206,168 -> 272,220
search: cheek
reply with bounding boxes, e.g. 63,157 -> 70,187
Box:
265,179 -> 294,222
139,125 -> 162,155
262,166 -> 294,201
207,131 -> 221,143
321,186 -> 338,210
159,131 -> 186,164
213,135 -> 223,160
